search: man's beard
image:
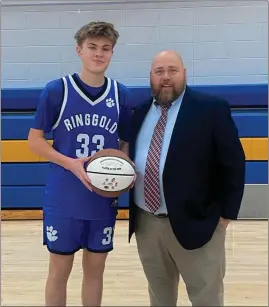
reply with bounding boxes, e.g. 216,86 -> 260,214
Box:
151,82 -> 182,106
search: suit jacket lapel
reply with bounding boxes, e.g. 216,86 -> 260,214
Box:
130,98 -> 153,160
164,86 -> 196,164
131,87 -> 195,163
134,99 -> 152,131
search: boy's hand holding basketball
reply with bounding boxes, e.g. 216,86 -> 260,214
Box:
65,156 -> 93,191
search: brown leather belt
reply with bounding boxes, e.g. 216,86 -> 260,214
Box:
137,206 -> 168,218
147,210 -> 168,218
153,213 -> 168,218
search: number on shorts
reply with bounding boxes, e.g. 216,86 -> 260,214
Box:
76,133 -> 105,157
102,226 -> 114,245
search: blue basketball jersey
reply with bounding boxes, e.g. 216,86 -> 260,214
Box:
43,74 -> 121,220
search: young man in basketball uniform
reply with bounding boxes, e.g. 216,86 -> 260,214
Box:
28,22 -> 133,306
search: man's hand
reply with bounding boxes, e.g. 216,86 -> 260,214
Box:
219,217 -> 230,228
65,156 -> 93,191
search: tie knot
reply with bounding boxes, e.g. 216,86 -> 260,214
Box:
160,104 -> 170,113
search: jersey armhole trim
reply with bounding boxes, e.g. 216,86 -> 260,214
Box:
52,76 -> 68,130
113,80 -> 120,118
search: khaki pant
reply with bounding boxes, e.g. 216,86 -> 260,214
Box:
135,208 -> 226,306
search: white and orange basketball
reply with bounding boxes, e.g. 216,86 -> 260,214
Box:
85,148 -> 135,198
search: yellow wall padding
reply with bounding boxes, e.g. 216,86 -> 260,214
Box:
1,140 -> 53,162
1,138 -> 268,162
240,138 -> 268,161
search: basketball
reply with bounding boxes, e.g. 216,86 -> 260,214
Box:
85,148 -> 136,197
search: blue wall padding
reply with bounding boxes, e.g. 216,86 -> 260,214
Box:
2,163 -> 49,186
1,110 -> 267,140
2,186 -> 44,208
1,161 -> 266,208
1,186 -> 129,209
232,110 -> 268,137
1,84 -> 268,210
2,161 -> 267,187
1,113 -> 52,140
1,84 -> 267,110
245,162 -> 268,184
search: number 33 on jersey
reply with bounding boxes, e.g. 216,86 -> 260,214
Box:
51,74 -> 121,158
76,133 -> 104,157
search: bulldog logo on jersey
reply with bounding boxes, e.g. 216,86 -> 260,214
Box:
106,98 -> 115,108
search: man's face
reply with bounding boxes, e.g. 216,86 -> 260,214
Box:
76,37 -> 114,74
150,54 -> 186,105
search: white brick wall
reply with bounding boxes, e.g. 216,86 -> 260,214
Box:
1,0 -> 268,88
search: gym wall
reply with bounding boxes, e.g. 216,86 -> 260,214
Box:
1,0 -> 268,218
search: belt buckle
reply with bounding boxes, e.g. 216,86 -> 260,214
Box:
155,213 -> 168,218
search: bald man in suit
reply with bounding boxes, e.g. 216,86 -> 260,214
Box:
128,50 -> 245,306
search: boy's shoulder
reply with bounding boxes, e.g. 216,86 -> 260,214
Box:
44,77 -> 65,96
108,77 -> 130,94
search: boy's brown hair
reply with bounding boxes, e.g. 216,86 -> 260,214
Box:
74,21 -> 119,47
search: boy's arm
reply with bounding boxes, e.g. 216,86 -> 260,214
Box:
28,80 -> 92,190
28,128 -> 73,169
118,84 -> 133,157
28,80 -> 72,167
117,84 -> 136,189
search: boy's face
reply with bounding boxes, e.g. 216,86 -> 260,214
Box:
76,36 -> 114,74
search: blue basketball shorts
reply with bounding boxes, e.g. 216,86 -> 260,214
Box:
43,213 -> 116,255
